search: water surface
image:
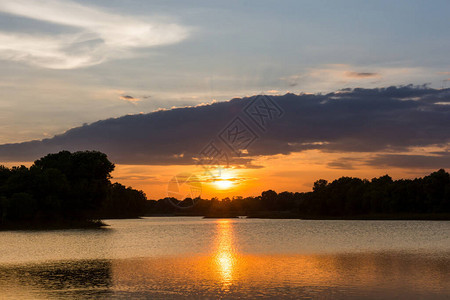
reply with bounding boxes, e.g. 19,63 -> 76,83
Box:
0,218 -> 449,299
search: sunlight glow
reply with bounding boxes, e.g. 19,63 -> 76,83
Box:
212,169 -> 236,190
214,179 -> 233,190
214,220 -> 236,289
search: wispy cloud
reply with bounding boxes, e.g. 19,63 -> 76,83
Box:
119,95 -> 140,103
280,64 -> 433,92
0,0 -> 189,69
345,72 -> 379,78
280,65 -> 382,89
266,89 -> 280,94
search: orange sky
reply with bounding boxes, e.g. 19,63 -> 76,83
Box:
0,0 -> 448,203
3,148 -> 443,200
111,150 -> 438,200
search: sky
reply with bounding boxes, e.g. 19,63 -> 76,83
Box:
0,0 -> 449,199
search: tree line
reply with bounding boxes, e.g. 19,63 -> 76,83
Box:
0,151 -> 147,228
1,150 -> 449,228
147,169 -> 450,219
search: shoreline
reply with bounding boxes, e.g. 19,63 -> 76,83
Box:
0,220 -> 108,231
149,212 -> 450,221
2,213 -> 449,230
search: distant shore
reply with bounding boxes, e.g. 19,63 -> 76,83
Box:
149,211 -> 450,221
0,219 -> 108,231
2,213 -> 449,230
248,212 -> 450,220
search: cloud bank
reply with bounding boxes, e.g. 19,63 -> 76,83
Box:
0,0 -> 189,69
0,85 -> 449,169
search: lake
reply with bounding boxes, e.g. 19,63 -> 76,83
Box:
0,217 -> 449,299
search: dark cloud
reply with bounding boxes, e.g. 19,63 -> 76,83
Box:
327,158 -> 358,170
119,95 -> 140,102
0,85 -> 449,169
366,153 -> 450,169
345,72 -> 379,78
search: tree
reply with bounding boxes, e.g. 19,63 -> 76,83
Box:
33,151 -> 115,215
100,183 -> 147,218
313,179 -> 328,192
261,190 -> 278,210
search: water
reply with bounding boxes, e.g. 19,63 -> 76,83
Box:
0,217 -> 449,299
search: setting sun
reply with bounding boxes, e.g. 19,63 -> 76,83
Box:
215,179 -> 233,190
212,170 -> 237,190
214,178 -> 233,190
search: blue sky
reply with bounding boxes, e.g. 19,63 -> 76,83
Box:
0,0 -> 449,144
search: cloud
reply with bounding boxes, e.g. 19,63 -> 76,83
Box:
280,74 -> 302,87
307,64 -> 381,81
367,153 -> 450,169
281,66 -> 381,90
266,90 -> 280,94
0,85 -> 449,170
345,72 -> 379,78
0,0 -> 189,69
327,158 -> 357,170
281,65 -> 437,93
119,95 -> 140,103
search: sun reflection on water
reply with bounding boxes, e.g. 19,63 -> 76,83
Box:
1,217 -> 449,299
213,220 -> 236,289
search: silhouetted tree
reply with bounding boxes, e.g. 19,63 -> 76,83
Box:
261,190 -> 278,210
0,151 -> 122,227
99,182 -> 147,218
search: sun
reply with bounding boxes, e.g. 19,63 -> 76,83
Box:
213,170 -> 236,190
215,179 -> 233,190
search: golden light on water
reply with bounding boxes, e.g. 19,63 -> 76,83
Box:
214,220 -> 236,288
104,220 -> 450,298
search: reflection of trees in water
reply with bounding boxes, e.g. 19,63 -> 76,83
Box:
0,259 -> 113,299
